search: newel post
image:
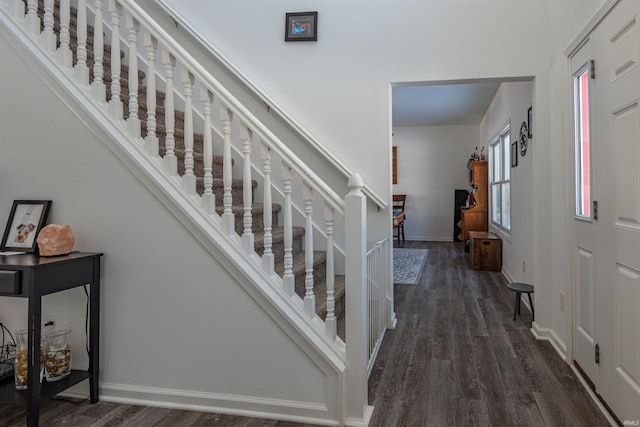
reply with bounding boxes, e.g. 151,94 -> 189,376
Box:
345,173 -> 374,425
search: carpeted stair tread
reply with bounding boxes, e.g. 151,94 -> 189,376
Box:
254,226 -> 305,259
214,203 -> 281,235
314,275 -> 346,335
274,250 -> 327,297
205,178 -> 257,207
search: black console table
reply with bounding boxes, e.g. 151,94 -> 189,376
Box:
0,252 -> 102,427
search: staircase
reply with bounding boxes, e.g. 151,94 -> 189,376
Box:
0,0 -> 390,424
28,0 -> 347,335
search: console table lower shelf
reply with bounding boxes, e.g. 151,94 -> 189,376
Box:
0,370 -> 90,403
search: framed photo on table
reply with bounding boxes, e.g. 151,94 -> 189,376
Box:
1,200 -> 51,253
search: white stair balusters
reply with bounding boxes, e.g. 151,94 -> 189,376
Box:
125,14 -> 140,137
365,238 -> 388,374
303,183 -> 315,319
143,31 -> 158,156
108,0 -> 122,119
41,0 -> 55,51
181,69 -> 195,195
220,106 -> 234,235
241,124 -> 254,254
57,0 -> 71,68
90,0 -> 106,102
162,49 -> 177,176
25,0 -> 39,35
75,0 -> 89,85
261,143 -> 274,276
201,89 -> 215,214
325,205 -> 336,341
281,164 -> 295,297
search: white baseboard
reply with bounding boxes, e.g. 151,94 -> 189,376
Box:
345,405 -> 374,427
81,382 -> 341,426
404,236 -> 453,242
532,327 -> 617,425
530,323 -> 568,361
570,366 -> 618,426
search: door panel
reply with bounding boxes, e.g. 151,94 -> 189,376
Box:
575,246 -> 597,382
612,102 -> 640,228
614,262 -> 640,391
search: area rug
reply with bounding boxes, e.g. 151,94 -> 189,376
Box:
393,248 -> 429,285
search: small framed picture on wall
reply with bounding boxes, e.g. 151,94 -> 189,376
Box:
285,12 -> 318,42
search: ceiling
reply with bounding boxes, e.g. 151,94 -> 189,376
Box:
392,81 -> 502,127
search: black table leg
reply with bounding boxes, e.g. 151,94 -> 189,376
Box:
89,257 -> 101,403
527,292 -> 534,322
512,292 -> 519,320
27,291 -> 42,427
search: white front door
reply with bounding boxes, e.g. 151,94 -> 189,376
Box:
572,0 -> 640,422
592,0 -> 640,421
571,36 -> 598,390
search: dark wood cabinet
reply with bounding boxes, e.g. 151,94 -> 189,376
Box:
457,161 -> 488,249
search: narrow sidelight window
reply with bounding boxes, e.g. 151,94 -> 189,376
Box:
574,64 -> 592,218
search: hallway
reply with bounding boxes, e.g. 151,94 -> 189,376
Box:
368,241 -> 610,426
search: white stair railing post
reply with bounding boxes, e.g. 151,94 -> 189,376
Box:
220,106 -> 235,235
201,89 -> 215,214
57,0 -> 72,68
41,0 -> 55,51
108,0 -> 123,119
125,14 -> 140,137
345,173 -> 373,425
74,0 -> 89,85
325,205 -> 336,341
241,124 -> 255,255
91,0 -> 106,102
261,143 -> 274,276
162,49 -> 177,176
303,182 -> 315,319
143,31 -> 158,156
181,69 -> 196,195
25,0 -> 39,35
281,164 -> 295,296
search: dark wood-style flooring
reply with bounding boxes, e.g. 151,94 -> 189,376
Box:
0,241 -> 610,426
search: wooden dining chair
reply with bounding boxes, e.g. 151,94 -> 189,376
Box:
393,194 -> 406,243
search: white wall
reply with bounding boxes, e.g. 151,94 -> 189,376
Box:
0,32 -> 342,423
392,125 -> 478,241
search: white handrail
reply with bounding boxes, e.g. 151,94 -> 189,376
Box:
151,0 -> 388,211
120,0 -> 347,216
